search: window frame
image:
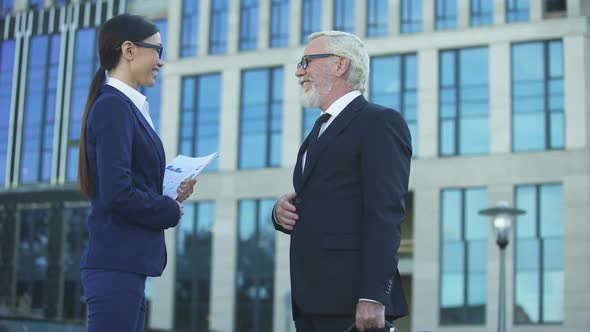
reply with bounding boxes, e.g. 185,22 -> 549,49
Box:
400,0 -> 422,33
238,67 -> 283,169
239,0 -> 260,51
513,183 -> 564,325
470,0 -> 494,26
369,53 -> 419,157
438,46 -> 490,157
435,0 -> 458,30
366,0 -> 388,37
209,0 -> 229,54
300,0 -> 321,43
173,201 -> 215,332
439,187 -> 489,325
178,73 -> 222,172
333,0 -> 355,33
234,198 -> 276,332
506,0 -> 530,23
511,39 -> 564,152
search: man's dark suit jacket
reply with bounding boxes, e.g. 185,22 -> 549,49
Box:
80,85 -> 180,277
273,95 -> 412,319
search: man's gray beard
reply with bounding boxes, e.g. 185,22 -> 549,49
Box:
300,81 -> 332,108
300,86 -> 321,108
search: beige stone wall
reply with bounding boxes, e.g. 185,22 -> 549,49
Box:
135,0 -> 590,331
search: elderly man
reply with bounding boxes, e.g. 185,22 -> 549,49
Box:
272,31 -> 412,331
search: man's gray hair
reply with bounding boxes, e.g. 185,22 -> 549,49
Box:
308,31 -> 370,93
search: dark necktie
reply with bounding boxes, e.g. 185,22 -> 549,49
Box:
304,113 -> 331,171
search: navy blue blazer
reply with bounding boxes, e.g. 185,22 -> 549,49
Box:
273,95 -> 412,318
80,85 -> 180,277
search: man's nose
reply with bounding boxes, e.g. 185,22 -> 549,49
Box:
295,66 -> 305,77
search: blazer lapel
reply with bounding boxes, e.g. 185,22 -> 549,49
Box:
298,95 -> 368,190
293,138 -> 309,192
102,85 -> 166,181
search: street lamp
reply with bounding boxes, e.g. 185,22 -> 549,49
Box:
479,201 -> 525,332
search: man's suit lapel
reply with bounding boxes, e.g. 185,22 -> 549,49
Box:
297,95 -> 368,191
293,137 -> 309,192
102,85 -> 166,180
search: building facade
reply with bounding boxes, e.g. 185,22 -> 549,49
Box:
0,0 -> 588,332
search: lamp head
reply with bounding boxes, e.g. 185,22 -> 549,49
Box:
478,201 -> 526,250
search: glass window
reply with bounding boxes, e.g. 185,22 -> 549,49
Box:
66,29 -> 99,183
20,34 -> 61,185
544,0 -> 566,16
506,0 -> 529,22
240,0 -> 259,51
333,0 -> 354,33
174,202 -> 215,331
139,20 -> 168,133
512,40 -> 563,152
301,0 -> 321,44
370,54 -> 418,157
1,0 -> 13,14
62,206 -> 89,321
179,74 -> 222,171
239,68 -> 283,169
0,206 -> 16,308
2,200 -> 95,324
270,0 -> 289,48
29,0 -> 44,9
515,184 -> 563,324
439,47 -> 489,156
0,40 -> 16,186
16,208 -> 50,318
471,0 -> 493,26
235,199 -> 276,332
440,188 -> 488,325
400,0 -> 422,33
436,0 -> 457,30
180,0 -> 199,57
367,0 -> 388,37
209,0 -> 228,54
302,108 -> 320,140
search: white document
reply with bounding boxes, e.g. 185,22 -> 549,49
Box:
162,152 -> 219,199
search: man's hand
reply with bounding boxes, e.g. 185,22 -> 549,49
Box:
176,178 -> 197,202
275,192 -> 298,231
355,301 -> 385,331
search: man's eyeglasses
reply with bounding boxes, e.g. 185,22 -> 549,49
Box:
133,41 -> 164,59
297,53 -> 337,70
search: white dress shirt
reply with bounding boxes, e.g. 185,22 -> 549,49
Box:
105,76 -> 156,131
302,90 -> 361,172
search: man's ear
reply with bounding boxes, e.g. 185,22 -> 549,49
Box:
120,41 -> 135,61
335,57 -> 350,78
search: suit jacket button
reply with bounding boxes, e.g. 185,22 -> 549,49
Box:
295,197 -> 302,204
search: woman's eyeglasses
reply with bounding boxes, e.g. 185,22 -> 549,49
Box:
116,41 -> 164,59
132,41 -> 163,59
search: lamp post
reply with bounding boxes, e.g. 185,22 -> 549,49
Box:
478,201 -> 525,332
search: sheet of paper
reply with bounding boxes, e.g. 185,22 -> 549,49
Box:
162,152 -> 219,199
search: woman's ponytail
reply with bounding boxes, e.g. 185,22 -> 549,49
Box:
78,68 -> 106,197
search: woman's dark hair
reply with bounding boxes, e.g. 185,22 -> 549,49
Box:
78,14 -> 159,197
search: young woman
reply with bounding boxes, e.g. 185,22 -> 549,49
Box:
77,14 -> 196,332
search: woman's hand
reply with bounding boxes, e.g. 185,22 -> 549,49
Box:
176,178 -> 198,202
